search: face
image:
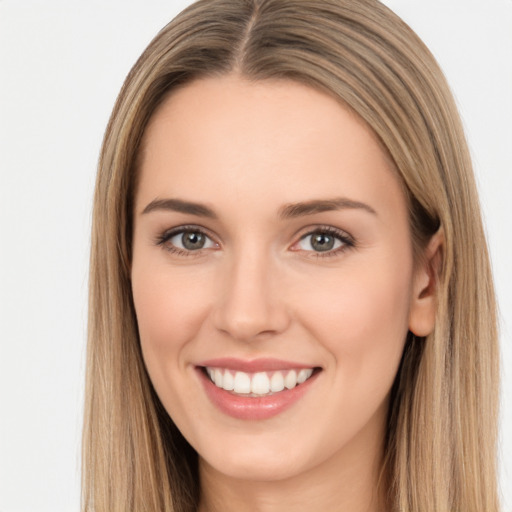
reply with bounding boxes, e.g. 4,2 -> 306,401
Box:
131,75 -> 435,484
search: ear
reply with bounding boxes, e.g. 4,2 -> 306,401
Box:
408,228 -> 444,337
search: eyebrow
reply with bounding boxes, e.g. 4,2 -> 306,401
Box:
142,198 -> 217,218
279,197 -> 377,218
141,196 -> 377,219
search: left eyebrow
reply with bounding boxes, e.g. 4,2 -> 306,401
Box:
279,197 -> 377,219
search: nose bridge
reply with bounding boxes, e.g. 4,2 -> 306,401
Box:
213,241 -> 288,341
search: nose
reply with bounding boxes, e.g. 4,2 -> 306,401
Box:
212,249 -> 290,342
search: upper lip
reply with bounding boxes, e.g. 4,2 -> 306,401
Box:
197,357 -> 319,373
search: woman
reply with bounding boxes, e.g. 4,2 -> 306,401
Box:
82,1 -> 500,511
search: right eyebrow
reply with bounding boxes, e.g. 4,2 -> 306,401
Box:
141,198 -> 217,218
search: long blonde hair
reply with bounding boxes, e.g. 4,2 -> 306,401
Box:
83,1 -> 500,510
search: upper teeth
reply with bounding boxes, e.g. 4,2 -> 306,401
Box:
205,367 -> 314,396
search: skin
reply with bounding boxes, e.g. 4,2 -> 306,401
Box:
131,75 -> 440,512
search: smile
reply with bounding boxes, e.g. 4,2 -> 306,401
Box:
196,359 -> 322,420
204,367 -> 315,396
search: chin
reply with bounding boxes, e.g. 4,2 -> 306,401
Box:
204,453 -> 305,482
198,434 -> 312,482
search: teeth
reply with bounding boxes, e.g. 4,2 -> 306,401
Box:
233,371 -> 251,394
251,372 -> 270,394
297,369 -> 309,384
214,368 -> 223,387
270,371 -> 285,392
222,370 -> 234,391
284,370 -> 297,389
205,367 -> 314,396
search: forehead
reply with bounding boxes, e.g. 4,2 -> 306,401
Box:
136,75 -> 404,221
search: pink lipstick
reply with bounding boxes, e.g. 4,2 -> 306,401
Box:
196,358 -> 320,420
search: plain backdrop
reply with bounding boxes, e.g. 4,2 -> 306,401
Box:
0,1 -> 510,511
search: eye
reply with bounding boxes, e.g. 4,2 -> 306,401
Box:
294,227 -> 353,255
170,230 -> 215,251
157,227 -> 218,254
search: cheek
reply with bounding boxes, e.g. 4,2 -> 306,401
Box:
289,258 -> 414,459
131,262 -> 214,373
299,257 -> 413,382
131,261 -> 220,436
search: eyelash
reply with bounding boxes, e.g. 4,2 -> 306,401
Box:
155,225 -> 355,258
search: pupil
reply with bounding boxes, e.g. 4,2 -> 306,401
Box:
182,232 -> 205,250
311,233 -> 334,252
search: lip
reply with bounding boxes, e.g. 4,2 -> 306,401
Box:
196,358 -> 321,421
198,357 -> 316,373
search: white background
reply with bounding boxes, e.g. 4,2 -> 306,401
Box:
0,1 -> 510,511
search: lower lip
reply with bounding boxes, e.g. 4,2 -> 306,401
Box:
197,368 -> 320,420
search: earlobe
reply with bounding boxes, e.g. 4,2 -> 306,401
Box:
408,227 -> 444,337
